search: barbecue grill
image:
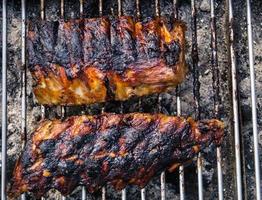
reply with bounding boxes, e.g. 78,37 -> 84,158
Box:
1,0 -> 261,199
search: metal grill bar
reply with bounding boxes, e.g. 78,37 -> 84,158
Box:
1,0 -> 7,199
246,0 -> 261,199
178,162 -> 185,200
210,1 -> 224,199
141,188 -> 146,200
136,0 -> 141,20
40,0 -> 46,119
118,0 -> 122,16
228,0 -> 243,199
60,0 -> 64,18
160,171 -> 166,200
216,147 -> 223,199
102,186 -> 106,200
41,0 -> 45,20
80,0 -> 83,17
197,153 -> 203,200
41,104 -> 46,119
121,188 -> 127,200
173,0 -> 178,19
155,0 -> 160,17
21,0 -> 27,199
81,186 -> 87,200
99,0 -> 103,16
177,87 -> 185,200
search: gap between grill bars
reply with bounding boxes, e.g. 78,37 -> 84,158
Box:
190,1 -> 204,200
227,0 -> 242,198
210,0 -> 223,199
1,0 -> 261,200
246,0 -> 261,198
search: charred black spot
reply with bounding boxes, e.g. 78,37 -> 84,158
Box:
110,17 -> 137,73
43,157 -> 59,172
198,121 -> 211,133
21,150 -> 33,168
104,76 -> 115,100
180,124 -> 194,148
27,20 -> 57,69
83,18 -> 112,71
58,160 -> 79,176
73,134 -> 95,149
39,139 -> 56,155
162,41 -> 180,66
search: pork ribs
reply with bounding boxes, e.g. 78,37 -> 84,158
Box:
9,113 -> 223,198
27,17 -> 187,105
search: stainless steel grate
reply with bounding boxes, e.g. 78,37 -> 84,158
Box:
1,0 -> 261,199
228,0 -> 242,198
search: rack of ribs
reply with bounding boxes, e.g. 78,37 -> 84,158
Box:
9,113 -> 223,198
27,17 -> 187,105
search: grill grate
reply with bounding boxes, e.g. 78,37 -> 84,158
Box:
1,0 -> 261,199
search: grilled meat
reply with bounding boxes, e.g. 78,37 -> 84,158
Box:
27,17 -> 187,105
9,113 -> 223,198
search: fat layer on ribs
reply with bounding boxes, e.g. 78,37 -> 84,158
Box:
9,113 -> 224,198
27,16 -> 187,105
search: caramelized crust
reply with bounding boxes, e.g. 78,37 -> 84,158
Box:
9,113 -> 224,198
27,17 -> 187,105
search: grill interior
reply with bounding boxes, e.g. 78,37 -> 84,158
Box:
1,0 -> 261,200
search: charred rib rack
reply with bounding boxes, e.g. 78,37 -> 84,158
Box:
9,113 -> 223,198
28,17 -> 187,105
